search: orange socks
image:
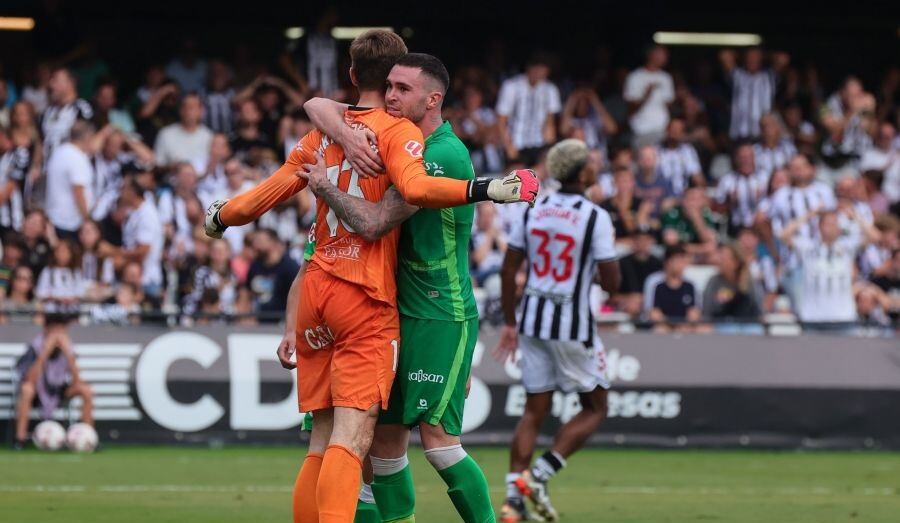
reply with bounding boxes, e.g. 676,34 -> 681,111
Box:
294,453 -> 324,523
317,445 -> 363,523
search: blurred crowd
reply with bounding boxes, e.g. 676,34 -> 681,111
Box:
0,30 -> 897,332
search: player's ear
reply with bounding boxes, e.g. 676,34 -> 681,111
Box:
428,91 -> 443,110
349,67 -> 358,87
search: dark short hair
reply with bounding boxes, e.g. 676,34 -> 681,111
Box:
256,228 -> 280,243
527,51 -> 554,68
664,244 -> 688,262
395,53 -> 450,94
69,120 -> 96,142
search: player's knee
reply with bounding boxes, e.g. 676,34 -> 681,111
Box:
419,422 -> 459,451
79,384 -> 95,401
19,381 -> 35,399
579,389 -> 609,417
424,443 -> 467,471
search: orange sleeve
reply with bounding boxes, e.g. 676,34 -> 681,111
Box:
382,121 -> 469,208
219,131 -> 319,226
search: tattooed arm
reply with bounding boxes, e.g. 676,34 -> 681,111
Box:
299,156 -> 418,241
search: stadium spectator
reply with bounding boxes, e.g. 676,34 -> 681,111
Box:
633,145 -> 675,217
702,244 -> 761,321
92,79 -> 135,134
615,229 -> 662,318
229,99 -> 273,164
719,48 -> 789,140
182,238 -> 237,318
44,120 -> 96,239
245,228 -> 299,322
661,187 -> 719,261
560,86 -> 617,161
35,238 -> 86,310
159,162 -> 202,261
859,121 -> 900,204
496,53 -> 561,165
278,108 -> 315,162
233,75 -> 305,148
471,202 -> 507,286
779,209 -> 880,325
302,9 -> 340,96
14,320 -> 94,450
196,133 -> 231,207
735,227 -> 779,312
9,99 -> 42,191
780,102 -> 817,156
78,220 -> 115,301
601,165 -> 653,241
643,245 -> 701,331
91,127 -> 154,221
165,39 -> 208,94
766,154 -> 836,242
21,62 -> 51,114
41,68 -> 93,163
98,178 -> 164,299
657,117 -> 703,196
0,235 -> 27,296
820,77 -> 875,173
136,77 -> 180,145
0,79 -> 10,128
153,93 -> 213,167
0,265 -> 36,323
20,210 -> 53,277
201,60 -> 236,135
870,247 -> 900,296
715,142 -> 768,233
450,85 -> 503,175
624,45 -> 674,147
0,126 -> 29,235
753,113 -> 797,177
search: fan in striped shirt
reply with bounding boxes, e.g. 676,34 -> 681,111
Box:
715,142 -> 769,233
753,113 -> 797,177
719,48 -> 790,140
657,117 -> 704,196
765,154 -> 837,242
0,127 -> 30,235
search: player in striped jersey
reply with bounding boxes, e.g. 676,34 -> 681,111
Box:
495,139 -> 621,522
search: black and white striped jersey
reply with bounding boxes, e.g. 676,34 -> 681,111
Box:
753,139 -> 796,176
729,68 -> 776,139
40,99 -> 93,165
766,183 -> 837,238
657,143 -> 702,196
715,170 -> 770,228
508,192 -> 617,342
0,145 -> 30,230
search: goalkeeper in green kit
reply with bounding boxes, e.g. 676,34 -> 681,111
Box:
280,53 -> 508,522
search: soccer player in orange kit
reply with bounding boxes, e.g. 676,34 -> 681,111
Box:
203,30 -> 538,523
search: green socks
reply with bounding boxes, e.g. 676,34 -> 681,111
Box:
426,445 -> 495,523
371,455 -> 416,522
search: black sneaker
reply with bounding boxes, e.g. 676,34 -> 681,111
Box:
12,438 -> 28,451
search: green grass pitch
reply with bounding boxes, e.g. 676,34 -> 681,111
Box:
2,446 -> 899,522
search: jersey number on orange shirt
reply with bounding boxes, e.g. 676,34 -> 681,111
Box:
324,159 -> 364,237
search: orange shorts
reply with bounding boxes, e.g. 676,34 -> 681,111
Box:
295,266 -> 399,412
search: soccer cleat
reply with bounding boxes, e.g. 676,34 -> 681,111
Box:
499,498 -> 542,522
515,471 -> 559,522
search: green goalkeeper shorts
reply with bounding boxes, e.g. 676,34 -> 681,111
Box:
379,315 -> 478,436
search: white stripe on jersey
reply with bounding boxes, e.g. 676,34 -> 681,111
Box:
753,140 -> 796,176
41,100 -> 94,166
767,183 -> 837,238
715,170 -> 769,228
657,143 -> 701,196
508,192 -> 617,342
729,68 -> 775,139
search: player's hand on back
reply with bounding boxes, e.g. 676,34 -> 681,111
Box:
492,324 -> 520,362
296,154 -> 329,194
488,169 -> 540,206
338,126 -> 383,178
276,332 -> 297,370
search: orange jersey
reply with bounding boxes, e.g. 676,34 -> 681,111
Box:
219,107 -> 472,305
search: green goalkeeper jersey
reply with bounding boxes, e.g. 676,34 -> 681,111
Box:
301,121 -> 477,321
397,121 -> 478,322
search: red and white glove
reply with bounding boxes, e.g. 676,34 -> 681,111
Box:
467,169 -> 540,206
